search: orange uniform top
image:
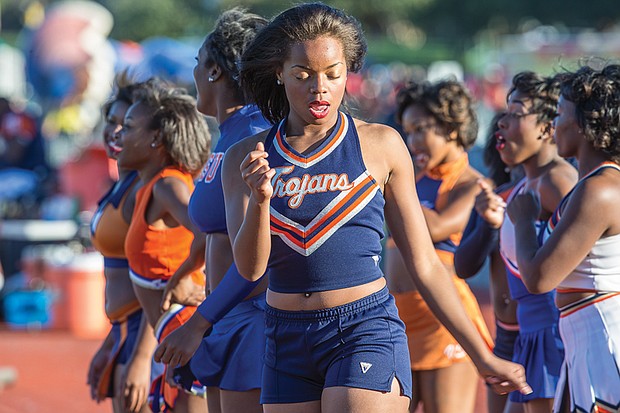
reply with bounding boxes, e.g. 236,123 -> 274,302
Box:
416,153 -> 469,266
90,171 -> 139,263
125,167 -> 204,290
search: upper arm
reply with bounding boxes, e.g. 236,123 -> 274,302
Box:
377,128 -> 441,280
222,132 -> 268,244
152,176 -> 196,233
424,176 -> 481,241
537,164 -> 577,216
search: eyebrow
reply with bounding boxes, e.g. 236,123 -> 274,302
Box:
508,99 -> 527,107
290,62 -> 344,70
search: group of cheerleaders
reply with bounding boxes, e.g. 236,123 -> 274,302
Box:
86,4 -> 620,413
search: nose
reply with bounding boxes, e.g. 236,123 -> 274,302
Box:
406,133 -> 421,153
114,126 -> 124,143
497,113 -> 509,129
310,74 -> 327,95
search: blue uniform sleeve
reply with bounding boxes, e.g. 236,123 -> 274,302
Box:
454,210 -> 499,279
197,263 -> 265,324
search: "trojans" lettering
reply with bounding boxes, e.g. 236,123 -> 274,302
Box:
271,166 -> 353,209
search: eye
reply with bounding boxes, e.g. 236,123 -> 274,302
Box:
412,123 -> 436,134
295,72 -> 310,80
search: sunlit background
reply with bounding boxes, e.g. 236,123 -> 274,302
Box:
0,1 -> 618,411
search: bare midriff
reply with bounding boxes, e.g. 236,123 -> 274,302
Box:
266,277 -> 386,311
104,266 -> 141,321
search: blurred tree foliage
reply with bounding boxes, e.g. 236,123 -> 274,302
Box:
2,0 -> 619,61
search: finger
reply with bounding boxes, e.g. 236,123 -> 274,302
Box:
154,343 -> 165,363
135,388 -> 146,412
256,141 -> 265,152
241,147 -> 269,170
243,157 -> 271,177
169,352 -> 182,369
123,384 -> 132,409
127,388 -> 139,413
520,383 -> 533,395
477,178 -> 491,191
161,291 -> 171,312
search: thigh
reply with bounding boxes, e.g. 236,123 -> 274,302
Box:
113,363 -> 125,413
206,387 -> 221,413
263,400 -> 321,413
321,378 -> 409,413
522,398 -> 554,413
220,389 -> 262,413
172,390 -> 208,413
409,370 -> 421,413
417,361 -> 479,413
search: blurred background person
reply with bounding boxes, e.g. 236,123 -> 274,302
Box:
477,71 -> 577,413
119,80 -> 210,413
154,8 -> 271,413
87,72 -> 152,413
508,63 -> 620,413
455,112 -> 523,413
386,79 -> 494,413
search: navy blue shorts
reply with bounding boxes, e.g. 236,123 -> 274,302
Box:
102,309 -> 142,398
179,293 -> 266,391
261,286 -> 412,404
114,309 -> 143,366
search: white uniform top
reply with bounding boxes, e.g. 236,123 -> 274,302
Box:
543,162 -> 620,292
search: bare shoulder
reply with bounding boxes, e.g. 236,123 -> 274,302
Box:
456,165 -> 483,188
222,129 -> 271,174
578,167 -> 620,206
544,159 -> 578,189
353,118 -> 407,157
225,129 -> 270,162
152,173 -> 190,200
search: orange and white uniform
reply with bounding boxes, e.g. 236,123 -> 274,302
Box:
125,167 -> 205,290
90,171 -> 143,399
394,154 -> 493,370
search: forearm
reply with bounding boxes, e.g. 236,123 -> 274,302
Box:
233,196 -> 271,281
421,207 -> 446,242
514,219 -> 547,293
197,263 -> 264,325
171,234 -> 206,282
455,215 -> 499,279
130,313 -> 158,362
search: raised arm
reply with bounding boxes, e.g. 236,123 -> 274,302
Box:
222,136 -> 274,281
421,179 -> 480,243
508,174 -> 616,293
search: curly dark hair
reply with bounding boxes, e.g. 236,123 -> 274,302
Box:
483,112 -> 512,186
201,8 -> 267,102
132,79 -> 211,176
239,2 -> 367,124
102,69 -> 142,117
507,71 -> 563,125
395,79 -> 479,150
560,64 -> 620,163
